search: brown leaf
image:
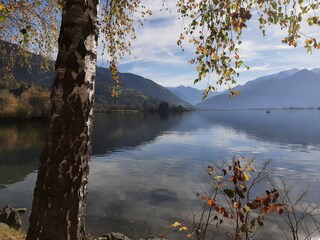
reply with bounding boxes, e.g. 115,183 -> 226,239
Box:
239,213 -> 245,222
158,233 -> 166,238
236,187 -> 245,199
232,200 -> 241,209
222,169 -> 227,176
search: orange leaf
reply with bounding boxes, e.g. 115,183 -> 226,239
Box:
246,166 -> 254,172
158,233 -> 166,238
260,207 -> 268,215
207,199 -> 215,207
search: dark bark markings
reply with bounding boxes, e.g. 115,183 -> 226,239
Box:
27,0 -> 99,239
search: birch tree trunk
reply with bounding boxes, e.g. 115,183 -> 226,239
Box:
27,0 -> 99,239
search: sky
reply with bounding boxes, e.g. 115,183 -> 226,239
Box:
97,0 -> 320,91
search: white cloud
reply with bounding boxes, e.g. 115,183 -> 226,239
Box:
97,1 -> 320,90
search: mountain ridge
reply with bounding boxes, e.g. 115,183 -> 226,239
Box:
0,40 -> 192,111
167,85 -> 222,105
196,68 -> 320,110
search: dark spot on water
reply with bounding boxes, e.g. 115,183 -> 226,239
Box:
147,189 -> 178,204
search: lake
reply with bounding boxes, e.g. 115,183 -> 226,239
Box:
0,110 -> 320,239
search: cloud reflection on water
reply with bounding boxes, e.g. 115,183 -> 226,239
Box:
0,110 -> 319,238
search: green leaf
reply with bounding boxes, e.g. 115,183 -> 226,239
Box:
236,60 -> 243,68
57,0 -> 65,9
23,35 -> 29,44
0,15 -> 6,24
20,28 -> 30,44
224,189 -> 234,198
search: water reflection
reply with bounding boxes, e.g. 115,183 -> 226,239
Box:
88,111 -> 320,237
0,122 -> 47,186
198,110 -> 320,149
92,110 -> 320,157
0,111 -> 319,238
92,112 -> 186,155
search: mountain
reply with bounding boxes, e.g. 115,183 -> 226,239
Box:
168,86 -> 204,105
0,41 -> 192,111
311,68 -> 320,76
196,69 -> 320,110
167,85 -> 222,105
94,68 -> 192,110
233,68 -> 300,92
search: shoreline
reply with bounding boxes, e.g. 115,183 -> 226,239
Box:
1,107 -> 319,122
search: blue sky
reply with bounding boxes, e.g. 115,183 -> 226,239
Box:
97,0 -> 320,90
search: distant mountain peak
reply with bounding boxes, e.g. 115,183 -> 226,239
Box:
196,68 -> 320,110
291,68 -> 318,79
175,85 -> 191,89
168,85 -> 222,105
276,68 -> 300,79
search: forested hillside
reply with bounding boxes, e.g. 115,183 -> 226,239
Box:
0,41 -> 191,118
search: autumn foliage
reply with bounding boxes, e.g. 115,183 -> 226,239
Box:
176,0 -> 320,97
0,83 -> 50,119
173,157 -> 286,240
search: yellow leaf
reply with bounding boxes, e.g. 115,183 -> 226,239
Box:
213,52 -> 219,60
244,205 -> 252,213
171,221 -> 181,228
215,175 -> 223,181
243,173 -> 250,181
179,226 -> 188,231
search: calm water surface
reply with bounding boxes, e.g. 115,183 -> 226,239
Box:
0,110 -> 320,238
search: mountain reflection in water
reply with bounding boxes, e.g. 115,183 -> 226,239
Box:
0,110 -> 319,238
